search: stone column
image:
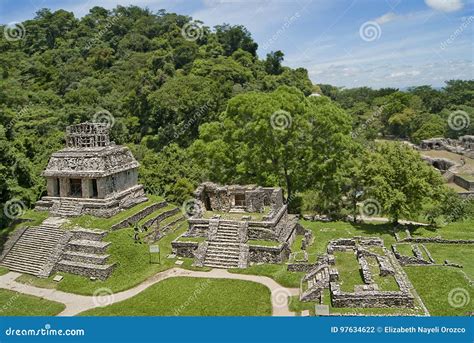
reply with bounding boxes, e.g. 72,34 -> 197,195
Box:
59,177 -> 70,197
82,179 -> 91,198
96,177 -> 107,199
46,178 -> 55,197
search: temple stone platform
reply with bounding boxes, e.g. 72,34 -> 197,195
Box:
35,122 -> 147,217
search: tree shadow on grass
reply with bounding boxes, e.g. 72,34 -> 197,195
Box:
346,221 -> 437,238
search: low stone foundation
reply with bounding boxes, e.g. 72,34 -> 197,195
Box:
330,282 -> 414,308
248,227 -> 277,240
300,237 -> 415,309
56,261 -> 115,280
171,240 -> 199,258
248,243 -> 290,264
287,263 -> 316,272
399,237 -> 474,244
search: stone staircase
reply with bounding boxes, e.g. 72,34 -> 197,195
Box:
51,200 -> 83,217
0,223 -> 71,277
203,221 -> 247,269
56,228 -> 115,280
300,263 -> 330,301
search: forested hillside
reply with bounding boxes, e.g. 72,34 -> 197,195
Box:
318,81 -> 474,142
0,6 -> 313,226
0,5 -> 472,228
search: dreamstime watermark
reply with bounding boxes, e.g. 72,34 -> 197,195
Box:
5,105 -> 32,131
92,110 -> 115,128
92,287 -> 114,307
351,105 -> 384,138
359,21 -> 382,42
84,13 -> 123,51
272,287 -> 292,309
0,278 -> 35,315
181,22 -> 203,42
174,101 -> 211,139
448,110 -> 470,131
3,22 -> 26,42
358,198 -> 382,217
448,287 -> 470,308
3,199 -> 27,220
261,11 -> 301,51
270,110 -> 292,130
5,324 -> 85,337
181,198 -> 202,218
440,16 -> 474,51
174,279 -> 212,315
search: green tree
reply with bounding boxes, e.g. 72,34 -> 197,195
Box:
190,86 -> 354,203
362,142 -> 446,224
264,50 -> 284,75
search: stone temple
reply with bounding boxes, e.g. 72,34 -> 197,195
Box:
172,182 -> 298,269
35,122 -> 147,217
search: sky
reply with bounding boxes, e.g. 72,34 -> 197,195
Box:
0,0 -> 473,89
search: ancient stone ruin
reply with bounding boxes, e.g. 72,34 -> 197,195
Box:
300,237 -> 415,309
35,122 -> 147,217
172,182 -> 297,269
419,136 -> 474,157
193,182 -> 283,215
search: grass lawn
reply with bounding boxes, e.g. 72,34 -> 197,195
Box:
231,221 -> 399,289
137,204 -> 175,227
247,240 -> 281,247
0,267 -> 9,275
408,220 -> 474,240
229,264 -> 304,288
404,266 -> 473,316
366,256 -> 399,291
78,277 -> 272,316
334,251 -> 364,292
395,243 -> 414,256
177,236 -> 206,243
16,222 -> 210,295
419,150 -> 474,175
424,244 -> 474,279
0,289 -> 65,316
291,235 -> 304,252
158,212 -> 183,227
65,195 -> 164,230
300,220 -> 398,255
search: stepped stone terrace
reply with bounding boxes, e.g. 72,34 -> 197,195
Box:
172,182 -> 298,269
35,122 -> 147,217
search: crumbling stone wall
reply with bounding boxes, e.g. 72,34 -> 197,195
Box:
247,227 -> 277,240
398,237 -> 474,244
301,237 -> 415,309
454,175 -> 474,191
270,188 -> 283,211
248,243 -> 290,263
194,182 -> 283,214
172,241 -> 199,258
330,282 -> 414,308
110,201 -> 167,230
245,189 -> 265,212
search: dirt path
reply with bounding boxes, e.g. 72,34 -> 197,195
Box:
0,268 -> 299,316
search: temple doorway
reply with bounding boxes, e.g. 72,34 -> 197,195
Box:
70,179 -> 82,197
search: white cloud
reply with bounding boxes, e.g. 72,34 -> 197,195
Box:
375,12 -> 398,25
389,70 -> 421,78
425,0 -> 464,12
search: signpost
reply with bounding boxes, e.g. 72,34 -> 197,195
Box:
149,245 -> 160,264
